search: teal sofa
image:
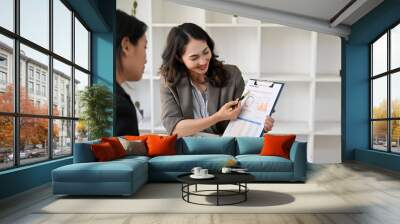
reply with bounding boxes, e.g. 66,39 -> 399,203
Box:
52,137 -> 307,196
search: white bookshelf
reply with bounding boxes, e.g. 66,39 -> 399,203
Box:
151,26 -> 171,75
205,27 -> 259,74
117,0 -> 342,163
313,136 -> 342,163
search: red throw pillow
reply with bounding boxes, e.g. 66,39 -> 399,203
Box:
146,135 -> 177,157
260,134 -> 296,159
101,137 -> 126,158
91,142 -> 118,161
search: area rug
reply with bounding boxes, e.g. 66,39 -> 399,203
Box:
37,183 -> 362,214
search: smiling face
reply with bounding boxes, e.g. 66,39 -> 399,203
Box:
181,38 -> 212,82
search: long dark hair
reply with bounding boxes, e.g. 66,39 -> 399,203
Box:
116,10 -> 147,65
160,23 -> 228,87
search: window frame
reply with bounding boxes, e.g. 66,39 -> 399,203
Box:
0,0 -> 92,171
370,20 -> 400,154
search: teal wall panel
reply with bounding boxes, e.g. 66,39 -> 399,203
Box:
343,0 -> 400,171
355,148 -> 400,172
342,44 -> 370,160
0,158 -> 72,199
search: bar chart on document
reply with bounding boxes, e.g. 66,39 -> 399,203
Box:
223,80 -> 284,137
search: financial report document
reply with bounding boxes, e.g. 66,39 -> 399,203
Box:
223,79 -> 284,137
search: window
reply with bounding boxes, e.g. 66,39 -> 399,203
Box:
0,0 -> 91,170
53,59 -> 72,117
0,72 -> 6,85
28,67 -> 34,80
41,73 -> 46,83
54,93 -> 58,105
20,0 -> 49,49
53,0 -> 72,60
35,70 -> 40,81
36,83 -> 40,95
0,54 -> 7,86
74,17 -> 89,70
0,35 -> 13,113
371,23 -> 400,154
0,71 -> 6,85
0,0 -> 13,32
28,81 -> 34,94
74,69 -> 89,118
0,54 -> 7,67
42,85 -> 46,97
53,119 -> 72,158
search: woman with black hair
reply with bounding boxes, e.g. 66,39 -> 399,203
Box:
115,10 -> 147,136
159,23 -> 274,137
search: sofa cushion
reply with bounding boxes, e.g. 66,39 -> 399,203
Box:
52,158 -> 147,183
53,163 -> 133,183
236,137 -> 263,155
177,137 -> 236,155
148,154 -> 235,172
114,155 -> 150,164
236,155 -> 293,172
74,139 -> 101,163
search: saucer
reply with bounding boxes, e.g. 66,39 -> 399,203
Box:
190,174 -> 215,179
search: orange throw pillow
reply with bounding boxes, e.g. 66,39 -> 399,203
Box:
260,134 -> 296,159
146,135 -> 177,157
91,142 -> 117,161
101,137 -> 126,158
124,135 -> 151,141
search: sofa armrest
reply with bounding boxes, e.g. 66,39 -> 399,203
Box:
289,141 -> 307,181
73,140 -> 100,163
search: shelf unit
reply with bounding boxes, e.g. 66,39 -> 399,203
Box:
116,0 -> 342,163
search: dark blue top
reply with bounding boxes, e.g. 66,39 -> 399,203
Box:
116,83 -> 139,136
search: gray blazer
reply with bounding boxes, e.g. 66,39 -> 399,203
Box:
160,64 -> 245,135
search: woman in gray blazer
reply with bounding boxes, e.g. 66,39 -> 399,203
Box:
159,23 -> 274,137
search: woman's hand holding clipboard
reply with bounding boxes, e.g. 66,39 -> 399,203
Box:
223,79 -> 284,137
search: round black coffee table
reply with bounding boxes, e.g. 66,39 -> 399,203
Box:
177,173 -> 255,206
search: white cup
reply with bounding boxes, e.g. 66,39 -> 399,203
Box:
191,167 -> 202,176
200,169 -> 208,176
221,167 -> 232,174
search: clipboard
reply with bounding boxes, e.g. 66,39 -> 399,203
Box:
222,79 -> 284,137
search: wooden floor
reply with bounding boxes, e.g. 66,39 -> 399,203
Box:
1,162 -> 400,224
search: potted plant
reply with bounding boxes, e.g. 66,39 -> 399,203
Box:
134,101 -> 144,119
75,120 -> 88,142
79,84 -> 113,140
131,0 -> 138,16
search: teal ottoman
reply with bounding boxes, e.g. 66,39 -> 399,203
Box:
52,156 -> 148,196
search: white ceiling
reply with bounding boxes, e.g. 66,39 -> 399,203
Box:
225,0 -> 385,26
226,0 -> 353,24
169,0 -> 384,37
